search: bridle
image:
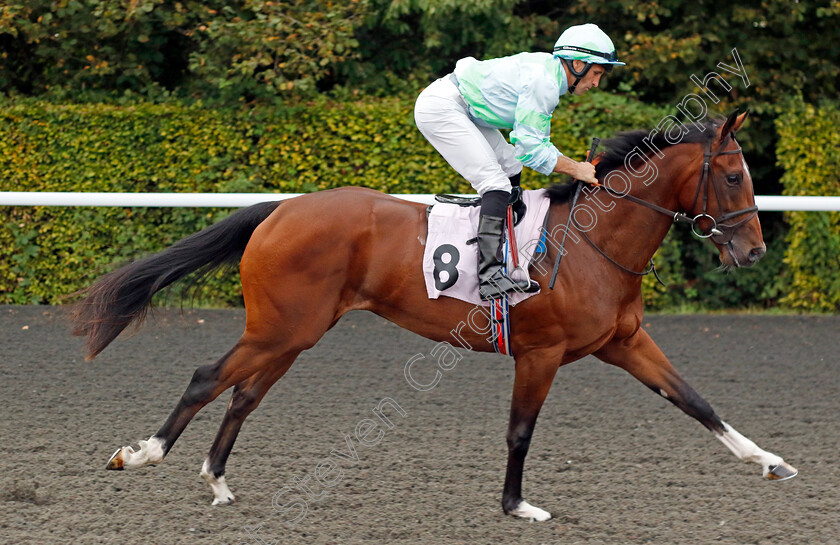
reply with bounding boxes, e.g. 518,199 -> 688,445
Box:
682,136 -> 759,244
565,135 -> 759,278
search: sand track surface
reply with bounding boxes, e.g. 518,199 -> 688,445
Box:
1,305 -> 837,544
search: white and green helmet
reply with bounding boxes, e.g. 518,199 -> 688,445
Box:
553,23 -> 625,67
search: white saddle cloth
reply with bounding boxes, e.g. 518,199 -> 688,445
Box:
422,188 -> 550,307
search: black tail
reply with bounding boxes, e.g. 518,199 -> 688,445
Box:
72,201 -> 281,359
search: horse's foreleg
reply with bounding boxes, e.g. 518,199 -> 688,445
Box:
594,328 -> 797,481
200,357 -> 297,505
502,349 -> 563,522
106,341 -> 275,472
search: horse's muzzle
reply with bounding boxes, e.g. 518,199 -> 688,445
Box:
747,245 -> 766,265
725,242 -> 765,268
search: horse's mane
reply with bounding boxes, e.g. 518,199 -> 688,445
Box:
546,117 -> 722,204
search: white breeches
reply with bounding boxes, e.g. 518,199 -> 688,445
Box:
414,76 -> 522,196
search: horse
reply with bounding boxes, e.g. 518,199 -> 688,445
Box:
72,110 -> 797,522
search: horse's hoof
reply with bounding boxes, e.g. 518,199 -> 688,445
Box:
106,447 -> 133,470
211,495 -> 235,506
766,461 -> 798,481
508,500 -> 551,522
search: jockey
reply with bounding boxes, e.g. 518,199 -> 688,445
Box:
414,23 -> 624,300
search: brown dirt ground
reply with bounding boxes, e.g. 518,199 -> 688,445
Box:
0,305 -> 838,545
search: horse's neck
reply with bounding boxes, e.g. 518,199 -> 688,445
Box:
571,154 -> 695,274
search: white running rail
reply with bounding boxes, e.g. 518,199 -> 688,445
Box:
0,192 -> 838,211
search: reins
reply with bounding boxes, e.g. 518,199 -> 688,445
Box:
549,135 -> 758,288
549,138 -> 599,289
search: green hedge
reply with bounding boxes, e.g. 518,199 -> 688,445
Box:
0,93 -> 791,309
0,102 -> 251,304
776,99 -> 840,312
0,92 -> 661,305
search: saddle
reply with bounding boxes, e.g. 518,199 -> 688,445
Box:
422,189 -> 548,307
433,187 -> 527,225
423,189 -> 550,357
434,194 -> 480,206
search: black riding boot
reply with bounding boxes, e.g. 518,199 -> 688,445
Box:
477,190 -> 539,301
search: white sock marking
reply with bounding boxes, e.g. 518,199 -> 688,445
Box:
509,500 -> 551,522
715,420 -> 784,476
120,436 -> 165,469
201,459 -> 235,505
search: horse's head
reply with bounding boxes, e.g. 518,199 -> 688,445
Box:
679,110 -> 764,268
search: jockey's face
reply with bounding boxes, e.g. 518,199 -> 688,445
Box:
571,61 -> 607,95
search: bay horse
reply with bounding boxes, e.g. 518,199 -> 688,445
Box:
73,110 -> 797,522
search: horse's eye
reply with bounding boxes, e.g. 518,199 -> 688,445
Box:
726,174 -> 741,186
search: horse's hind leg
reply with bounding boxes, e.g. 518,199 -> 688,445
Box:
199,358 -> 297,505
595,328 -> 798,480
106,340 -> 283,471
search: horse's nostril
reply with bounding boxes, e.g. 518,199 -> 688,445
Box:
749,246 -> 766,262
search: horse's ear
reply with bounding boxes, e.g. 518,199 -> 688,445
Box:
719,108 -> 749,141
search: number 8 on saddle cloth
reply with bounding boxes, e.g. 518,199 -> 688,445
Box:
422,189 -> 552,355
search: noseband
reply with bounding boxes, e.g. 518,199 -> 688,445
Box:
567,137 -> 759,278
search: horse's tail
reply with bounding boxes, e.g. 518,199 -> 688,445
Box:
72,200 -> 281,359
